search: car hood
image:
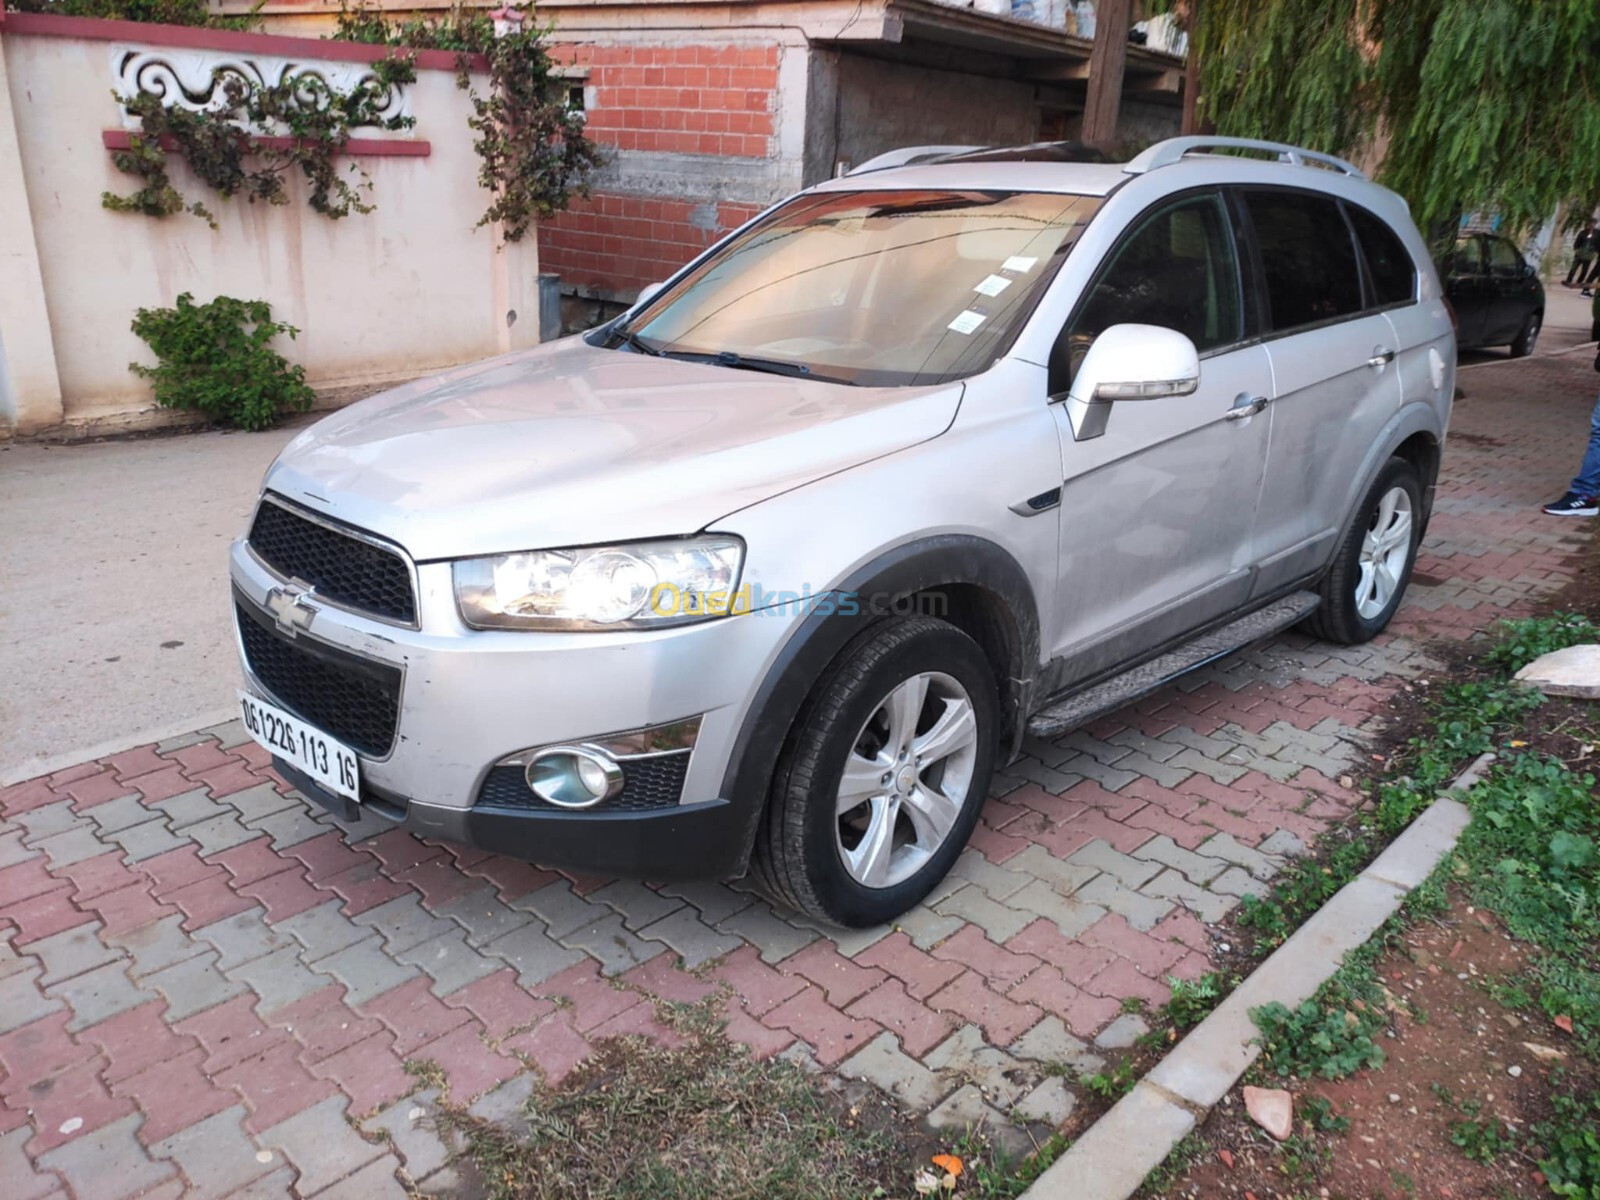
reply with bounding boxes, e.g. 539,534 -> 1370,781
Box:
264,338 -> 963,561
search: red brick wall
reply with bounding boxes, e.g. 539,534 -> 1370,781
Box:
563,42 -> 779,157
541,193 -> 763,295
541,41 -> 780,297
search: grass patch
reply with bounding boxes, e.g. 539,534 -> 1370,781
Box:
436,1002 -> 915,1200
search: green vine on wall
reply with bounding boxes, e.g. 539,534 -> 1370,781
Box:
334,3 -> 603,242
103,60 -> 418,227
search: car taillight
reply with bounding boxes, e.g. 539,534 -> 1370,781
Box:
1442,295 -> 1459,332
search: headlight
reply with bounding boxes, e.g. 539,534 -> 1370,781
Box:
453,536 -> 745,630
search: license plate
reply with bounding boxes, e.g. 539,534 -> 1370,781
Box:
238,691 -> 360,802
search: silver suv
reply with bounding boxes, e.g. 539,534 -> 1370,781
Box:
231,136 -> 1453,927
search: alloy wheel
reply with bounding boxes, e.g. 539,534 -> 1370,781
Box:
1355,485 -> 1414,619
834,671 -> 979,889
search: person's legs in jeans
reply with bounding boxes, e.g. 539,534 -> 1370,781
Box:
1569,392 -> 1600,498
1568,256 -> 1591,285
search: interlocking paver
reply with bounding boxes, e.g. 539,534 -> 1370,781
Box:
1074,875 -> 1174,932
482,923 -> 585,987
396,928 -> 507,995
32,924 -> 120,986
363,1094 -> 452,1183
587,879 -> 684,931
277,900 -> 374,962
226,944 -> 333,1013
932,885 -> 1034,942
434,889 -> 535,948
714,901 -> 819,963
555,912 -> 666,977
636,906 -> 743,969
143,950 -> 245,1021
838,1030 -> 951,1109
109,913 -> 207,980
35,1113 -> 176,1200
259,1096 -> 386,1195
45,960 -> 154,1031
353,895 -> 458,955
0,968 -> 63,1033
311,1153 -> 410,1200
316,938 -> 423,1006
149,1105 -> 270,1200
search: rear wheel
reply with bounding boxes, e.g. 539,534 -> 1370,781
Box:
1510,310 -> 1541,358
752,617 -> 998,927
1303,457 -> 1422,645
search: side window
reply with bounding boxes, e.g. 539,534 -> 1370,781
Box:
1242,190 -> 1364,332
1486,237 -> 1523,278
1058,192 -> 1242,386
1346,205 -> 1417,307
1443,236 -> 1484,280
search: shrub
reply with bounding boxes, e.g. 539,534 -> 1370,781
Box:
129,293 -> 314,431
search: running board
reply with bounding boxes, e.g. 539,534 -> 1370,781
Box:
1027,591 -> 1321,739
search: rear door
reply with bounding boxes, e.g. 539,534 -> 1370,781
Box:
1240,187 -> 1405,596
1483,236 -> 1534,345
1443,236 -> 1490,347
1045,189 -> 1275,681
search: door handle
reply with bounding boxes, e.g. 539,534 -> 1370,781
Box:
1224,394 -> 1269,420
1368,346 -> 1396,368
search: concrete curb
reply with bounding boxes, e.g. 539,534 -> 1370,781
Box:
1020,751 -> 1497,1200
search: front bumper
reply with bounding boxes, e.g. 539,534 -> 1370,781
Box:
272,757 -> 748,880
231,535 -> 796,879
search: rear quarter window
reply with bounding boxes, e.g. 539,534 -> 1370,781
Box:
1347,205 -> 1417,307
1243,190 -> 1364,332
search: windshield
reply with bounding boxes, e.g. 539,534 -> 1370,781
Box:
612,189 -> 1103,387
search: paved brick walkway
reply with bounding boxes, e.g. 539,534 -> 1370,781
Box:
3,351 -> 1594,1198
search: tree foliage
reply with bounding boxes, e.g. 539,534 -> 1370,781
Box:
1179,0 -> 1600,236
335,4 -> 603,242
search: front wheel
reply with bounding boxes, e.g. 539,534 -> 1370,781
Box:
752,617 -> 999,927
1510,311 -> 1541,358
1303,456 -> 1422,645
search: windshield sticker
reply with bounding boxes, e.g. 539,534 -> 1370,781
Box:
973,274 -> 1013,297
947,310 -> 988,335
1002,255 -> 1038,274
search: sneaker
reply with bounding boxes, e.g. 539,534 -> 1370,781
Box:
1542,492 -> 1599,516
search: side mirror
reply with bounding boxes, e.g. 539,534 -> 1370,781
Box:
1058,324 -> 1200,441
635,280 -> 667,306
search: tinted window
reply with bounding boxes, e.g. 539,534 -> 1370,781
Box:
1486,237 -> 1523,277
1069,192 -> 1243,353
1443,236 -> 1484,279
1347,206 -> 1416,306
1244,190 -> 1364,331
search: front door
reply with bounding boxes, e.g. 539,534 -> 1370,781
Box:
1045,190 -> 1274,684
1237,188 -> 1405,593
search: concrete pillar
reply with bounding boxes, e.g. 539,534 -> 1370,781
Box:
1081,0 -> 1132,149
0,21 -> 65,435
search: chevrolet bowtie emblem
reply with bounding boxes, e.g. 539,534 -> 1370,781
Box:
265,585 -> 319,636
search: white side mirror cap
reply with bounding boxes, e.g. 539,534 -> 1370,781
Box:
1063,324 -> 1201,441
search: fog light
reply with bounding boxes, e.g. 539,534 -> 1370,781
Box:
524,746 -> 624,809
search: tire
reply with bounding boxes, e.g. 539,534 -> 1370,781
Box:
1510,310 -> 1541,358
1303,456 -> 1422,645
751,616 -> 999,927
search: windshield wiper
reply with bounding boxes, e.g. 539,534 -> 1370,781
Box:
678,350 -> 853,384
607,324 -> 662,356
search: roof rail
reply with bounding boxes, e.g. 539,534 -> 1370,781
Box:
846,145 -> 986,176
1123,136 -> 1365,179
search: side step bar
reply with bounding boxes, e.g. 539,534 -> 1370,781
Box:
1026,591 -> 1321,739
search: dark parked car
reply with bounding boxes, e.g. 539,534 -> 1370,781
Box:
1440,232 -> 1545,356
